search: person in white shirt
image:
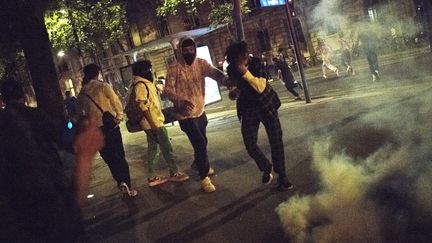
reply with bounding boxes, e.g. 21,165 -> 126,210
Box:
77,64 -> 137,197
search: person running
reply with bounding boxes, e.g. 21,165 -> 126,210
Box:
130,60 -> 189,187
164,36 -> 232,193
317,39 -> 339,79
77,64 -> 138,197
357,29 -> 381,81
226,41 -> 294,191
272,57 -> 302,100
338,32 -> 356,75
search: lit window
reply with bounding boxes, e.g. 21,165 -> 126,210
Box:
368,8 -> 377,22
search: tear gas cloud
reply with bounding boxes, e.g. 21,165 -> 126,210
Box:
277,91 -> 432,242
277,1 -> 432,241
310,0 -> 427,49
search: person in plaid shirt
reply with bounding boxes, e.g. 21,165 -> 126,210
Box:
225,41 -> 293,191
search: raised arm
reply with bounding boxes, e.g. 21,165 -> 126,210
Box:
201,59 -> 235,87
164,64 -> 179,103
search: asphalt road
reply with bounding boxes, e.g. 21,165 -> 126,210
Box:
80,47 -> 432,243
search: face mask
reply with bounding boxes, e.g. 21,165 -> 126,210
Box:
183,53 -> 195,65
145,70 -> 154,82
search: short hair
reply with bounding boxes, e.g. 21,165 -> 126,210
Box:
82,64 -> 101,85
83,64 -> 100,79
225,41 -> 248,64
0,78 -> 25,103
132,60 -> 152,79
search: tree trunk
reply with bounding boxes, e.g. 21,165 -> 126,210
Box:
14,1 -> 64,125
233,0 -> 245,41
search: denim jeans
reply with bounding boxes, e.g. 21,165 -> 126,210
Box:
178,113 -> 210,180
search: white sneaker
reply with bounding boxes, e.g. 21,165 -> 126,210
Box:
201,176 -> 216,193
323,75 -> 327,79
119,182 -> 138,197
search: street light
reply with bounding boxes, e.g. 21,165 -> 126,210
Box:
57,50 -> 65,57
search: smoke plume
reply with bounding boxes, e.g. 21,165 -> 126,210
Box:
276,91 -> 432,242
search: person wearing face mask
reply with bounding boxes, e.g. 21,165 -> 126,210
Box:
131,60 -> 189,187
164,37 -> 232,193
77,63 -> 138,197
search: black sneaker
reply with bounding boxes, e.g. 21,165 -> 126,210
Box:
278,176 -> 293,190
262,171 -> 273,185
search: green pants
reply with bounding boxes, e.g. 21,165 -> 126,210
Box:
145,126 -> 178,177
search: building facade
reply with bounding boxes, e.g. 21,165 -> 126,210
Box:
57,0 -> 430,101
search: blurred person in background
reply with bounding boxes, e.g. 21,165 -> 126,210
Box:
272,57 -> 302,100
338,32 -> 356,76
317,39 -> 339,79
0,78 -> 103,242
356,29 -> 381,81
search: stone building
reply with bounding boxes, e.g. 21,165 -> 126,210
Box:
57,0 -> 430,99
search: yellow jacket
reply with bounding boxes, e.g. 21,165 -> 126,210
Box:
133,76 -> 165,129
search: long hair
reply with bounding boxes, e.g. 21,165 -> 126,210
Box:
82,64 -> 101,86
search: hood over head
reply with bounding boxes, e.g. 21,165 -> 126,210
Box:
178,36 -> 197,65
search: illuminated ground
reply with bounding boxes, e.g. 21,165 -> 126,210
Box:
79,48 -> 432,242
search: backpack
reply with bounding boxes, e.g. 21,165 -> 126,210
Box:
124,81 -> 148,132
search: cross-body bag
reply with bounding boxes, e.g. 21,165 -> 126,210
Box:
124,81 -> 148,133
84,94 -> 118,130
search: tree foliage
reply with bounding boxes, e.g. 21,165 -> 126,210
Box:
157,0 -> 207,17
44,0 -> 128,54
157,0 -> 250,28
208,0 -> 249,28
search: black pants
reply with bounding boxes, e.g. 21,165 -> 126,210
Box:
284,83 -> 300,97
99,126 -> 132,187
179,113 -> 209,180
240,109 -> 286,177
282,70 -> 299,97
341,50 -> 352,67
366,50 -> 379,74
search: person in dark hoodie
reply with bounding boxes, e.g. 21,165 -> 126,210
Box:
164,36 -> 232,193
225,41 -> 293,191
